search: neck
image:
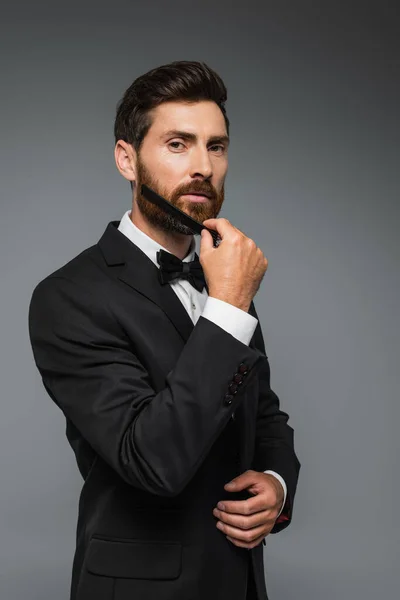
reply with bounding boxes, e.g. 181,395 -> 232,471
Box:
130,202 -> 194,260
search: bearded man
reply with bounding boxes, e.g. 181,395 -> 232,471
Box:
29,60 -> 300,600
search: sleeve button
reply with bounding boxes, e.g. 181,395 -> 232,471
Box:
224,394 -> 233,405
238,363 -> 249,375
229,383 -> 238,394
233,374 -> 243,384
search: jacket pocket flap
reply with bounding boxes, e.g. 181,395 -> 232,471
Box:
86,537 -> 182,580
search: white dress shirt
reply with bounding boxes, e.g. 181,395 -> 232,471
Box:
118,210 -> 286,516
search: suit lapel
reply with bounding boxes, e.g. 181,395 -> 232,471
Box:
98,221 -> 195,343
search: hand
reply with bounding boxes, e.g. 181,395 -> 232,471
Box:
212,470 -> 284,549
200,218 -> 268,312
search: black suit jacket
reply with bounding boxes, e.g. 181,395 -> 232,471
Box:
28,221 -> 300,600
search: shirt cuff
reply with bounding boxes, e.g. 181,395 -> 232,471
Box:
201,296 -> 258,346
264,470 -> 287,517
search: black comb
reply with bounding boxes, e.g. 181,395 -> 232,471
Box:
141,184 -> 222,248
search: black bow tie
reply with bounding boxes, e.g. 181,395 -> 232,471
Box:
156,249 -> 206,292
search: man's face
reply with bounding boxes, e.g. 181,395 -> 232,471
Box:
134,100 -> 228,235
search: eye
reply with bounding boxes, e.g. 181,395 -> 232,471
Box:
210,144 -> 226,154
168,141 -> 185,151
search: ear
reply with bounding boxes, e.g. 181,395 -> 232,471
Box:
114,140 -> 137,184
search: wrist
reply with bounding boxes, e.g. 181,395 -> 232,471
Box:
264,473 -> 285,507
208,291 -> 251,313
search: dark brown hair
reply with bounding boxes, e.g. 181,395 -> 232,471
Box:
114,60 -> 229,171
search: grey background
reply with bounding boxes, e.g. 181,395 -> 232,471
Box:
1,2 -> 399,599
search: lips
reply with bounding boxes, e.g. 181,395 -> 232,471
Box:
182,192 -> 211,199
182,194 -> 210,203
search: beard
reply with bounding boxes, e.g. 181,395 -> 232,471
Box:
134,155 -> 225,236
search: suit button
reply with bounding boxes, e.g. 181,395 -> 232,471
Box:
229,382 -> 238,394
224,394 -> 233,405
238,363 -> 249,375
233,374 -> 243,384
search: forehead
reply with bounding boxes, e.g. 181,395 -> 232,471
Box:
147,100 -> 227,137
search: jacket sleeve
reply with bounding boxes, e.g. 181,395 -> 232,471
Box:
248,301 -> 301,534
28,275 -> 267,497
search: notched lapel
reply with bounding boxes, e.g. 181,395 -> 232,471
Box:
98,221 -> 195,344
119,262 -> 195,343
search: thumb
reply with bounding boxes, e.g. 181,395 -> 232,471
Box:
224,470 -> 256,492
200,228 -> 214,251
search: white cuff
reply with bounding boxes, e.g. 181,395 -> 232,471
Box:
201,296 -> 258,346
264,470 -> 287,517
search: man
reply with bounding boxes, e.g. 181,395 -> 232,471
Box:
29,61 -> 300,600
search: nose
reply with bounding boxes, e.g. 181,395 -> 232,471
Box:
189,146 -> 213,180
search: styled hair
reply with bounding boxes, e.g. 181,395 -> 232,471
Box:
114,61 -> 229,188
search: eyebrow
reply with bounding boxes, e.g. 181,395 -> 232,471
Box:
162,129 -> 230,146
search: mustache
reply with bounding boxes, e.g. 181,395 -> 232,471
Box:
136,167 -> 218,201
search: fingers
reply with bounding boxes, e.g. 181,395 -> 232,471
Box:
216,519 -> 266,542
226,532 -> 267,550
213,507 -> 271,531
200,228 -> 215,251
214,508 -> 274,548
217,496 -> 267,515
218,518 -> 269,547
202,217 -> 240,238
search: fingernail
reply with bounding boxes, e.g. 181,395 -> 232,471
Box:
217,502 -> 225,510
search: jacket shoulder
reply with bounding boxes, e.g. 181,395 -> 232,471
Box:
31,243 -> 106,297
28,242 -> 116,344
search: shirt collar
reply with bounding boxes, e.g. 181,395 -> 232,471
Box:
117,209 -> 197,268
